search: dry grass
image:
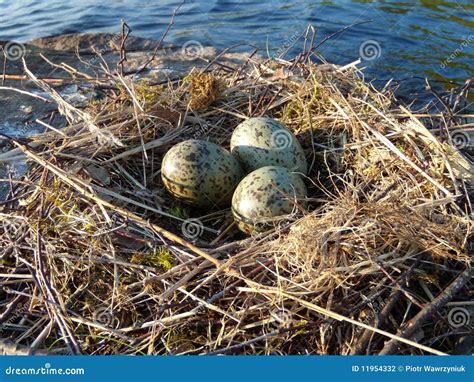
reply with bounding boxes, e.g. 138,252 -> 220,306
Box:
0,46 -> 472,355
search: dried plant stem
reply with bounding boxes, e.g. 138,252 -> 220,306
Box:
378,268 -> 472,355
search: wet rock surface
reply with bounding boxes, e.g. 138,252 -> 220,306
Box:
0,33 -> 254,199
0,33 -> 252,133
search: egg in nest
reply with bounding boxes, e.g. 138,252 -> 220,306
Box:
230,117 -> 307,174
161,139 -> 244,207
232,166 -> 307,234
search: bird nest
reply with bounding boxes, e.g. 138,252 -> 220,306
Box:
0,42 -> 472,355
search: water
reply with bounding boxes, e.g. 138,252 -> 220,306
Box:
0,0 -> 472,89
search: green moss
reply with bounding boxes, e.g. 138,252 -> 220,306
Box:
151,247 -> 175,271
164,327 -> 200,354
397,141 -> 408,152
131,247 -> 176,271
134,79 -> 164,106
116,79 -> 164,107
169,205 -> 189,219
281,74 -> 322,123
43,178 -> 96,235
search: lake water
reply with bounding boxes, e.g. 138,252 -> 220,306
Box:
1,0 -> 472,90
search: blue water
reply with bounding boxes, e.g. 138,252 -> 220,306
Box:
0,0 -> 473,90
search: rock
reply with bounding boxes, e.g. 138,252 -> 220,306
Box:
29,33 -> 159,54
0,33 -> 253,132
0,32 -> 257,200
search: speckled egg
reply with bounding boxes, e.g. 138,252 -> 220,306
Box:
161,139 -> 244,207
230,117 -> 307,174
232,166 -> 307,234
